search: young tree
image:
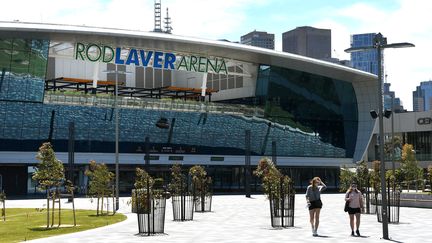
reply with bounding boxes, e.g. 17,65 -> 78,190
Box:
356,161 -> 370,192
253,157 -> 293,199
370,160 -> 381,193
32,142 -> 65,228
168,163 -> 187,196
189,165 -> 212,211
0,190 -> 5,221
400,144 -> 423,192
427,165 -> 432,193
189,165 -> 211,196
384,136 -> 402,161
339,167 -> 356,192
85,160 -> 114,216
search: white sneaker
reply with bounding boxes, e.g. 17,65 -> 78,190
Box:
313,229 -> 318,236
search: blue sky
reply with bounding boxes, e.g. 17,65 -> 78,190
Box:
2,0 -> 432,110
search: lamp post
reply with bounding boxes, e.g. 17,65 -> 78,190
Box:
391,96 -> 395,174
103,67 -> 131,211
345,33 -> 414,239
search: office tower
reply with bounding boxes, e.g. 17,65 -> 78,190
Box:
384,83 -> 405,112
413,81 -> 432,111
349,33 -> 386,75
282,26 -> 331,59
240,30 -> 275,50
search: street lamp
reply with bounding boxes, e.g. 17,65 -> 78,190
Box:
103,67 -> 131,211
345,33 -> 414,240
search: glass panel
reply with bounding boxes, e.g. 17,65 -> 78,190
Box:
0,39 -> 13,50
255,65 -> 358,157
13,39 -> 32,51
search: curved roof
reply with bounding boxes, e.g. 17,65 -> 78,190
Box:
0,21 -> 376,83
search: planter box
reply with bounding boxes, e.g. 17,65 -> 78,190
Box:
269,194 -> 295,228
172,195 -> 194,221
194,194 -> 212,212
132,189 -> 167,235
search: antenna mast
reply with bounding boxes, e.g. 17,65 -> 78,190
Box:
154,0 -> 162,32
164,8 -> 173,34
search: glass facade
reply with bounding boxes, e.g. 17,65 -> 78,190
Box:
0,38 -> 49,102
256,65 -> 358,158
406,131 -> 432,161
350,33 -> 379,75
0,37 -> 360,194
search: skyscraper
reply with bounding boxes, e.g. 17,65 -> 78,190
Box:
413,86 -> 424,112
384,83 -> 405,112
349,33 -> 386,75
282,26 -> 331,59
240,30 -> 275,50
413,81 -> 432,111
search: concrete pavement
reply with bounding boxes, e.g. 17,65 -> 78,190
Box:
6,193 -> 432,243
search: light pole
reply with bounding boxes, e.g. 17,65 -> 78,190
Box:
103,67 -> 131,211
345,33 -> 414,240
391,95 -> 395,174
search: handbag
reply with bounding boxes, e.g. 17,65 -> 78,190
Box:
344,201 -> 349,212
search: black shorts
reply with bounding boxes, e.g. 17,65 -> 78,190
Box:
347,207 -> 361,214
309,199 -> 323,210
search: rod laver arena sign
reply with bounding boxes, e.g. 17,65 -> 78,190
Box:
75,42 -> 228,74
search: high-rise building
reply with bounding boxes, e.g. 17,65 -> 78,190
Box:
240,30 -> 274,50
413,86 -> 424,112
413,81 -> 432,111
349,33 -> 386,75
383,83 -> 405,112
282,26 -> 331,59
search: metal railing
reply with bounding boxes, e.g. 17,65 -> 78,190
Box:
44,93 -> 265,117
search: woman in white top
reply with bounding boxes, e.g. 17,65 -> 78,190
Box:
305,177 -> 326,236
345,183 -> 364,236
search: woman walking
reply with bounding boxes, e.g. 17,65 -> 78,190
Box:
305,177 -> 326,236
345,183 -> 364,236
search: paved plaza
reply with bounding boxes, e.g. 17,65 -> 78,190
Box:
6,193 -> 431,243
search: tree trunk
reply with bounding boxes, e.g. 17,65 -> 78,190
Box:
51,191 -> 55,227
101,195 -> 104,216
72,192 -> 76,226
97,197 -> 100,216
58,189 -> 61,227
46,189 -> 50,228
112,193 -> 116,215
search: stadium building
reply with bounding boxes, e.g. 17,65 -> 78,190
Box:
0,22 -> 378,195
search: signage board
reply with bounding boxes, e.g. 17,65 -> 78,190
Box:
75,42 -> 228,74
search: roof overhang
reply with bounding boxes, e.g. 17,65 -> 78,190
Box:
0,21 -> 377,83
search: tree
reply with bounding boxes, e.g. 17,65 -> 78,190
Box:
370,160 -> 381,193
189,165 -> 212,212
384,136 -> 402,161
356,161 -> 370,192
0,190 -> 5,221
339,167 -> 356,192
85,160 -> 114,216
427,165 -> 432,193
132,168 -> 167,214
168,163 -> 187,196
253,157 -> 293,199
32,142 -> 65,228
400,144 -> 423,192
339,161 -> 370,193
